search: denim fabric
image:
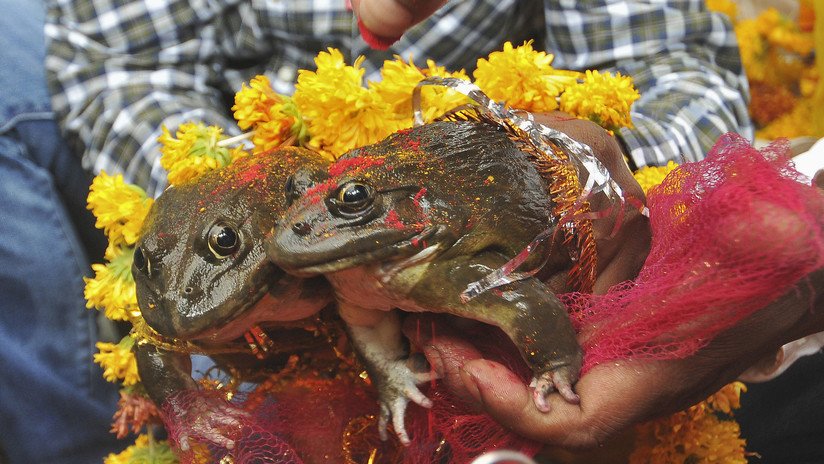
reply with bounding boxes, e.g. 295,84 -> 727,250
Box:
0,1 -> 122,462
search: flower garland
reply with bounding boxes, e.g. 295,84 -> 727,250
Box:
708,0 -> 824,139
85,42 -> 746,463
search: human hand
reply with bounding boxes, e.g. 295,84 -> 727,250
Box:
532,111 -> 650,294
406,159 -> 824,449
351,0 -> 447,43
407,264 -> 824,449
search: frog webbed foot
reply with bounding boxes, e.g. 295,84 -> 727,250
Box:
376,354 -> 438,445
167,392 -> 250,452
529,365 -> 581,413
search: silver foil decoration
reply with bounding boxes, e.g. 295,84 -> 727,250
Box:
469,450 -> 537,464
411,77 -> 626,300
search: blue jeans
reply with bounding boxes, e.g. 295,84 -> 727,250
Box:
0,2 -> 122,463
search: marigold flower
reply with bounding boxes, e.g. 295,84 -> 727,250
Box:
474,41 -> 580,112
735,19 -> 767,82
294,48 -> 403,159
233,75 -> 308,152
103,434 -> 176,464
87,172 -> 153,247
84,245 -> 140,321
630,383 -> 747,464
560,70 -> 639,132
633,161 -> 679,194
706,382 -> 746,415
95,336 -> 140,386
705,0 -> 738,21
371,56 -> 470,124
112,389 -> 162,439
756,99 -> 817,139
158,122 -> 248,185
233,75 -> 281,130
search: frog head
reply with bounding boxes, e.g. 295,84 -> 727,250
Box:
268,120 -> 555,276
133,147 -> 331,342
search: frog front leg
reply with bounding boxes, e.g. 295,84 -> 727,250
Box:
406,251 -> 583,412
338,302 -> 437,445
133,343 -> 246,451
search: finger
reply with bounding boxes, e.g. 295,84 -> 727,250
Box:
460,359 -> 659,449
403,315 -> 486,405
460,359 -> 574,443
813,169 -> 824,189
353,0 -> 447,38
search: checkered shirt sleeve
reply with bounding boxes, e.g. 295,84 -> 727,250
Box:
537,1 -> 753,168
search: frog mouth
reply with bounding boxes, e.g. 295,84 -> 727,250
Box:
288,226 -> 441,275
185,279 -> 274,344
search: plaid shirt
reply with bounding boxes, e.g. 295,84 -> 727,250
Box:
45,0 -> 753,197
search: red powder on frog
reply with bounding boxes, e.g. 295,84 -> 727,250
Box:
237,160 -> 267,186
302,179 -> 336,205
412,188 -> 427,208
328,156 -> 385,178
384,209 -> 405,230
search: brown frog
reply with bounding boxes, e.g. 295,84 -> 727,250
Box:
266,119 -> 585,444
131,147 -> 334,448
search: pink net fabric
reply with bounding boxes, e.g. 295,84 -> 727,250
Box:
567,134 -> 824,372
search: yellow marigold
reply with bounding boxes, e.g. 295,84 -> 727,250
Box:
633,161 -> 679,194
474,41 -> 580,113
158,122 -> 248,185
95,336 -> 140,386
560,70 -> 640,132
232,75 -> 308,153
103,434 -> 145,464
756,98 -> 818,139
706,381 -> 747,415
799,66 -> 818,98
84,245 -> 139,321
294,48 -> 403,159
630,383 -> 747,464
371,56 -> 470,124
752,7 -> 814,57
706,0 -> 738,22
755,8 -> 783,36
735,19 -> 767,82
87,171 -> 153,247
233,75 -> 281,130
103,434 -> 177,464
631,412 -> 747,464
767,27 -> 814,56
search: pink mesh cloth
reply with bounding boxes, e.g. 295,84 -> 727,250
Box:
161,133 -> 824,462
567,134 -> 824,372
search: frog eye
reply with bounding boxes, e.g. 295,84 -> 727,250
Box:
336,182 -> 373,206
133,246 -> 151,276
207,223 -> 239,259
328,181 -> 376,218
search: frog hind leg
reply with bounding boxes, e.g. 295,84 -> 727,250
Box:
338,303 -> 437,445
407,251 -> 583,412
